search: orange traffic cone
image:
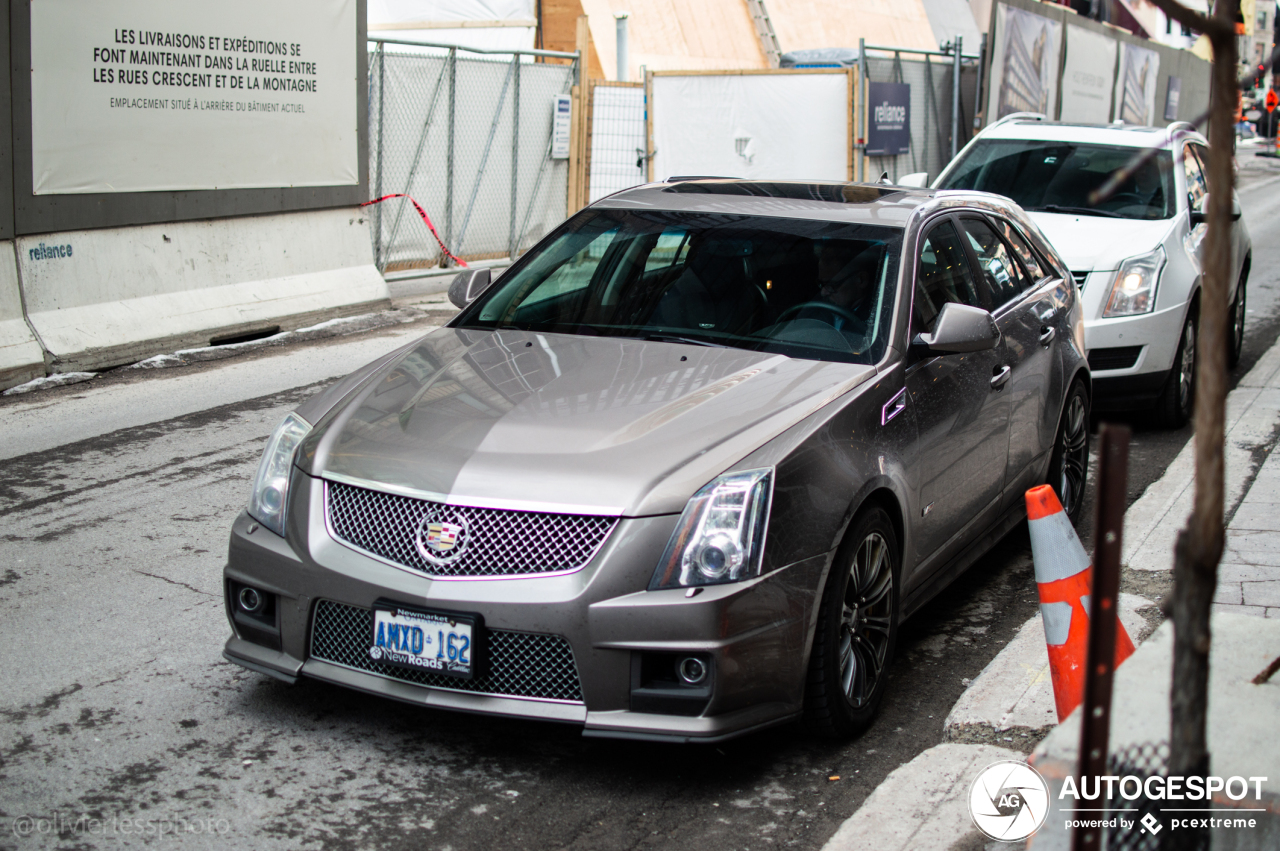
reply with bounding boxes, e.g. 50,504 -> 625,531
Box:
1025,485 -> 1135,722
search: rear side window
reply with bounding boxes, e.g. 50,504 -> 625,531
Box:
914,220 -> 987,333
993,219 -> 1048,282
961,218 -> 1033,308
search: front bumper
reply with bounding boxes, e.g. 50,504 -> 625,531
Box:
222,472 -> 825,742
1082,295 -> 1186,411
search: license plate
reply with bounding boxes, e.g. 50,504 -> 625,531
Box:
369,603 -> 481,679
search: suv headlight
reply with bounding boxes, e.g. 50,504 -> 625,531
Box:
247,413 -> 311,537
1102,246 -> 1166,317
649,468 -> 773,590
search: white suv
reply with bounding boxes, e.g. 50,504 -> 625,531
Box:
927,116 -> 1251,427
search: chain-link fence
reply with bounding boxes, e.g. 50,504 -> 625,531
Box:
586,81 -> 647,204
862,49 -> 980,183
367,40 -> 579,272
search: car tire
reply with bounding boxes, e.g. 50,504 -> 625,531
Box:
804,506 -> 899,738
1046,380 -> 1090,526
1157,306 -> 1198,429
1228,276 -> 1246,370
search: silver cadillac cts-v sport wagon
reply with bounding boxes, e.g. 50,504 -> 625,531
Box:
223,180 -> 1089,743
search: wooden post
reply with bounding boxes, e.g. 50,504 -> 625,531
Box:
566,15 -> 591,214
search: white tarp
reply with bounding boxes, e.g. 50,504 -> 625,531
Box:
367,0 -> 534,51
1059,24 -> 1117,124
1114,42 -> 1160,126
987,4 -> 1061,123
588,84 -> 646,203
650,72 -> 851,182
31,0 -> 358,194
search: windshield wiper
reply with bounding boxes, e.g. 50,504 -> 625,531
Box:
644,333 -> 731,348
1029,204 -> 1126,219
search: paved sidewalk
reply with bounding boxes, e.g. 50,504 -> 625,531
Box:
823,325 -> 1280,851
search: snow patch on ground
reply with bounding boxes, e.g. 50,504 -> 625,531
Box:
2,372 -> 97,396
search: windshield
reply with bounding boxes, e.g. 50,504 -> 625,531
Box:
938,140 -> 1175,220
459,209 -> 903,365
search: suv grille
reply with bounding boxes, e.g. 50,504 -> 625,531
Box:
325,480 -> 617,578
310,600 -> 584,702
1071,270 -> 1090,288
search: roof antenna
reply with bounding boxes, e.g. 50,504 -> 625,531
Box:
878,171 -> 892,185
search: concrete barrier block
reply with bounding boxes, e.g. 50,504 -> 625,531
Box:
19,208 -> 390,372
0,241 -> 49,391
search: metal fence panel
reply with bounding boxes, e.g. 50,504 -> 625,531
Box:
864,54 -> 976,183
587,82 -> 646,203
368,42 -> 576,272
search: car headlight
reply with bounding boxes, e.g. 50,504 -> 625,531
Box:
649,468 -> 773,590
247,413 -> 311,537
1102,246 -> 1166,317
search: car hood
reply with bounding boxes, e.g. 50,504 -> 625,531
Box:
302,328 -> 876,517
1028,213 -> 1172,272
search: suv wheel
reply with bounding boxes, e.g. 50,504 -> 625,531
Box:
1047,380 -> 1090,526
1158,307 -> 1197,429
1228,276 -> 1246,369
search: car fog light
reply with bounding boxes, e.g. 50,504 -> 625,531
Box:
678,656 -> 708,685
238,586 -> 264,614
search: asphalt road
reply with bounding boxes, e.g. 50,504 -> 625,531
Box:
2,175 -> 1279,851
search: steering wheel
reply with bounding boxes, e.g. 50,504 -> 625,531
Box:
776,300 -> 861,329
1106,191 -> 1146,208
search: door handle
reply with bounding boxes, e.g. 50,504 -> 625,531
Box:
991,365 -> 1011,390
1039,326 -> 1056,347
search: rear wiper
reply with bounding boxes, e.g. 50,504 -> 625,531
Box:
644,333 -> 730,348
1029,205 -> 1125,218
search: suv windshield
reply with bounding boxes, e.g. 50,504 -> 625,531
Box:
938,140 -> 1175,220
459,209 -> 902,365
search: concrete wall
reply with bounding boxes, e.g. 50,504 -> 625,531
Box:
0,241 -> 45,387
18,209 -> 389,373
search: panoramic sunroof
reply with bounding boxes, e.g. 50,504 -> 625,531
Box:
662,181 -> 905,204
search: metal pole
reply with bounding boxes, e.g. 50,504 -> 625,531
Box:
445,47 -> 456,267
375,42 -> 385,270
615,13 -> 630,82
951,36 -> 962,162
974,33 -> 987,130
1072,424 -> 1130,851
859,37 -> 867,182
510,54 -> 521,260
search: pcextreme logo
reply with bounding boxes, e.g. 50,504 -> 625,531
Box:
968,760 -> 1050,841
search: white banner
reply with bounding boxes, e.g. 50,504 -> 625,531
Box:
31,0 -> 358,194
1114,43 -> 1160,126
987,5 -> 1061,123
1060,24 -> 1116,124
651,72 -> 850,182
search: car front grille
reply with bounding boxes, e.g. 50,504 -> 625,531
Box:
1071,270 -> 1090,288
310,600 -> 584,703
1088,346 -> 1143,371
325,480 -> 617,578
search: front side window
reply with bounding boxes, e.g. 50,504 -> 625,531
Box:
913,219 -> 988,334
1183,144 -> 1208,215
962,218 -> 1033,308
938,140 -> 1176,220
461,210 -> 903,365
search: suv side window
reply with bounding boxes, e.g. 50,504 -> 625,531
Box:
1183,144 -> 1207,215
993,218 -> 1048,282
960,217 -> 1033,308
914,219 -> 989,334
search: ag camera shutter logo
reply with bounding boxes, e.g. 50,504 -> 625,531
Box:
968,760 -> 1050,841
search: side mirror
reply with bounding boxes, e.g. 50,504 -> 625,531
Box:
898,172 -> 930,188
912,302 -> 1001,354
1190,195 -> 1243,226
447,267 -> 493,309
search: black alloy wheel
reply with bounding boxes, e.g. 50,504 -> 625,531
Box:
804,506 -> 899,738
1228,277 -> 1246,369
1047,380 -> 1090,526
1158,307 -> 1198,429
